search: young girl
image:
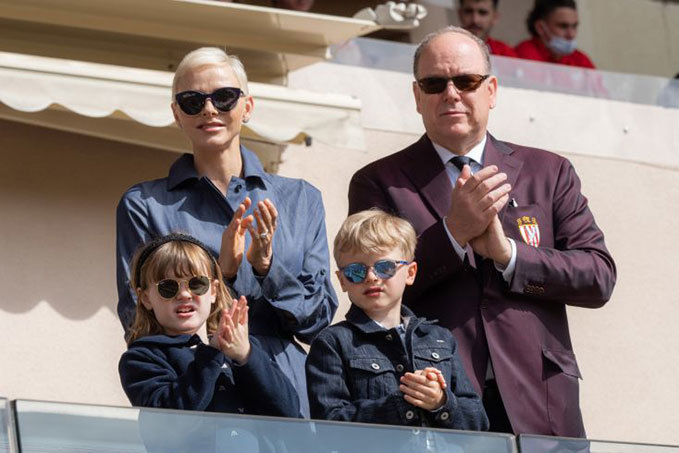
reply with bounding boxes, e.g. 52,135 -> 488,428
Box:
118,233 -> 300,418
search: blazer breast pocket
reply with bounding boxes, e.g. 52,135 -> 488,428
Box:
502,204 -> 553,248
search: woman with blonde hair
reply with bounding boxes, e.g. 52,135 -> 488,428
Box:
116,47 -> 337,416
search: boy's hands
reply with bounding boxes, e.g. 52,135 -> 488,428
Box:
212,296 -> 251,365
399,368 -> 447,411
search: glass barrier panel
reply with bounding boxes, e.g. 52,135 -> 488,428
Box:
519,434 -> 679,453
0,398 -> 11,453
14,399 -> 515,453
329,37 -> 679,109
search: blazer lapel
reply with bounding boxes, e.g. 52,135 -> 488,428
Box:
402,135 -> 452,220
483,134 -> 523,223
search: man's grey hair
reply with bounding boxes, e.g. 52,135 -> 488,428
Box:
413,26 -> 492,78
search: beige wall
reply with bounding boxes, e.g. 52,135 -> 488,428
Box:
2,59 -> 679,446
0,120 -> 176,406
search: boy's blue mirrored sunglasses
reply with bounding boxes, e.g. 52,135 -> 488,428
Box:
174,87 -> 244,115
340,259 -> 410,283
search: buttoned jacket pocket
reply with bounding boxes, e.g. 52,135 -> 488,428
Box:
348,357 -> 397,399
413,347 -> 454,379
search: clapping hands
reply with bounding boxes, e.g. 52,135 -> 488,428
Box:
211,296 -> 250,365
399,367 -> 447,411
219,197 -> 278,278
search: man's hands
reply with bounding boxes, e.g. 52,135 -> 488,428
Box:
210,296 -> 251,365
218,197 -> 278,279
400,367 -> 447,411
445,164 -> 512,265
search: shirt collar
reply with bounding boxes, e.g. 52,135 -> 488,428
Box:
346,304 -> 418,334
431,134 -> 487,167
167,145 -> 267,190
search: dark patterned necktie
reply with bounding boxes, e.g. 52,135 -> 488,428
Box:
450,155 -> 473,171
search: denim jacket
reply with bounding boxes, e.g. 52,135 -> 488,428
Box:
306,305 -> 488,430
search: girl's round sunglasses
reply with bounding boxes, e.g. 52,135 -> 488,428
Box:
174,87 -> 244,115
155,276 -> 211,299
339,259 -> 410,284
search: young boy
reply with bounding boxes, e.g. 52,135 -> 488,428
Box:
306,210 -> 488,430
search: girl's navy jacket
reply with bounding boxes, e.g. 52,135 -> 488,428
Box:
119,333 -> 301,417
306,305 -> 489,430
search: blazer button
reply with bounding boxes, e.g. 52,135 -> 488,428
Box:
440,411 -> 450,421
385,334 -> 393,341
396,364 -> 404,372
371,362 -> 380,370
405,410 -> 415,420
431,352 -> 440,360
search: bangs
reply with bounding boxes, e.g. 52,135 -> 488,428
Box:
142,241 -> 214,285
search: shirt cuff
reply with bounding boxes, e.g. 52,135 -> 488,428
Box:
442,217 -> 467,261
494,238 -> 517,283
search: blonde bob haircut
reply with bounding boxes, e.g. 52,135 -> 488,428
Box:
334,209 -> 417,264
126,239 -> 232,345
172,47 -> 249,96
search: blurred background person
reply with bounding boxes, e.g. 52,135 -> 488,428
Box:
515,0 -> 595,68
457,0 -> 517,57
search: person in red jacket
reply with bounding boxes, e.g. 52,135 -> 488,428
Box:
515,0 -> 595,68
457,0 -> 517,57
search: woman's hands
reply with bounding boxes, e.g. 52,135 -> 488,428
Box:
218,197 -> 278,279
211,296 -> 251,365
246,199 -> 278,276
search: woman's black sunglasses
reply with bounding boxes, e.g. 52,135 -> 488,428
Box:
174,87 -> 244,115
339,259 -> 410,284
417,74 -> 490,94
155,276 -> 211,299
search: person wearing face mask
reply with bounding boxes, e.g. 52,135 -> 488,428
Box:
515,0 -> 595,69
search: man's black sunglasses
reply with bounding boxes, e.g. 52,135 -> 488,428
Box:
417,74 -> 490,94
175,87 -> 244,115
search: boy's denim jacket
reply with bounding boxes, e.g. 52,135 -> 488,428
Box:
306,304 -> 488,430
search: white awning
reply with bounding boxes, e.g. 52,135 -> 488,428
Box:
0,0 -> 380,82
0,52 -> 364,151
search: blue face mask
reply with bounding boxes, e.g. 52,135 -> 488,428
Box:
548,36 -> 577,56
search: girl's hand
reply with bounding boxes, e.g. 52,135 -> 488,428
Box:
215,296 -> 250,364
219,198 -> 253,279
246,199 -> 278,276
399,370 -> 447,411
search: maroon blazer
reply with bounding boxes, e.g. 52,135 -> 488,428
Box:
348,133 -> 616,437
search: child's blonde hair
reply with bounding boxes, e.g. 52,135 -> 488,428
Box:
333,209 -> 417,263
126,234 -> 232,345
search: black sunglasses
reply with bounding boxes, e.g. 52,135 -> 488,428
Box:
417,74 -> 490,94
155,276 -> 211,299
340,259 -> 410,284
174,87 -> 244,115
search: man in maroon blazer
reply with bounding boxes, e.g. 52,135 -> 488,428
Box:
348,26 -> 616,437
